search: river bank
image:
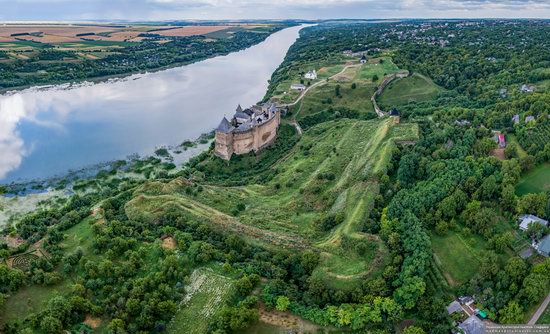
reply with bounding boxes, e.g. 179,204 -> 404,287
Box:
0,25 -> 305,183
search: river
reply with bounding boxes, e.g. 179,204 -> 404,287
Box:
0,25 -> 305,184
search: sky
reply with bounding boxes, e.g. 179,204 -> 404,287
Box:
1,0 -> 550,21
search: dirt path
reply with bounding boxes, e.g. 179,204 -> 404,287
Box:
528,292 -> 550,325
280,64 -> 362,108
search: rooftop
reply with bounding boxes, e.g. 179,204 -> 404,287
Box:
458,315 -> 485,334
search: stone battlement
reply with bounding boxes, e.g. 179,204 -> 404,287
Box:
214,103 -> 280,160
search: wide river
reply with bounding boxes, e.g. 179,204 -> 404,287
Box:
0,25 -> 305,184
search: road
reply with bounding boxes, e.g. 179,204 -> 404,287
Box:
528,292 -> 550,325
280,64 -> 361,108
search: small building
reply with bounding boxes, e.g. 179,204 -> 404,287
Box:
447,300 -> 462,315
458,315 -> 485,334
389,108 -> 400,123
518,214 -> 549,231
360,54 -> 367,64
520,84 -> 535,93
499,88 -> 507,98
458,296 -> 474,306
497,133 -> 506,148
512,114 -> 520,124
455,120 -> 471,126
525,115 -> 535,123
536,235 -> 550,257
290,83 -> 306,91
304,70 -> 317,80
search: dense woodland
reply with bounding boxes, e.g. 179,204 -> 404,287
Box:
1,20 -> 550,333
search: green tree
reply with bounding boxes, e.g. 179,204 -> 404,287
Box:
499,301 -> 523,324
404,326 -> 426,334
276,296 -> 290,312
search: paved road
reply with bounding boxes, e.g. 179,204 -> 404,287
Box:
528,292 -> 550,325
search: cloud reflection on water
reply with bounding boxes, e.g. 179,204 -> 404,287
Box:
0,25 -> 303,182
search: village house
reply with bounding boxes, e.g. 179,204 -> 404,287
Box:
214,103 -> 280,161
536,235 -> 550,257
520,84 -> 535,93
458,315 -> 485,334
512,114 -> 520,124
389,108 -> 400,123
304,70 -> 317,80
525,115 -> 535,123
360,54 -> 367,64
290,83 -> 306,91
518,214 -> 549,231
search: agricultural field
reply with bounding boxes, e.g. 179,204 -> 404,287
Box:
167,267 -> 235,334
378,73 -> 442,108
0,24 -> 260,48
125,118 -> 419,287
515,163 -> 550,195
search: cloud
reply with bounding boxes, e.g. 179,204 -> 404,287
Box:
0,94 -> 27,180
1,0 -> 549,20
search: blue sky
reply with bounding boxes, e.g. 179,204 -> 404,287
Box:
2,0 -> 550,21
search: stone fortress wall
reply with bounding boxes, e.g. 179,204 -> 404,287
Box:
214,103 -> 280,160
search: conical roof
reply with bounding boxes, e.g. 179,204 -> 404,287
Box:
216,117 -> 234,133
236,104 -> 243,112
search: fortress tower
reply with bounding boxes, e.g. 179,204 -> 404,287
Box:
214,103 -> 280,161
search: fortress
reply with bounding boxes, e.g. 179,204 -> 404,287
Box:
214,103 -> 281,160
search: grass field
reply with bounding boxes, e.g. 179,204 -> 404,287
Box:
515,163 -> 550,195
537,303 -> 550,324
286,57 -> 403,120
0,279 -> 72,325
378,73 -> 441,108
167,267 -> 235,334
431,232 -> 482,286
125,118 -> 419,287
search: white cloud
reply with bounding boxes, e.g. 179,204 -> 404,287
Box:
1,0 -> 549,20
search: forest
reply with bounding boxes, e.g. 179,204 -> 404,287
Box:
1,19 -> 550,333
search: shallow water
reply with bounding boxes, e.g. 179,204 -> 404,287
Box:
0,25 -> 304,183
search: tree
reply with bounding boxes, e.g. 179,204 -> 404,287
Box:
505,257 -> 527,283
40,315 -> 63,334
404,325 -> 426,334
108,319 -> 127,334
517,193 -> 548,217
499,301 -> 523,324
372,74 -> 379,82
276,296 -> 290,312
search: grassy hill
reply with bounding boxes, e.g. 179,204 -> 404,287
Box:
125,118 -> 418,288
378,73 -> 442,109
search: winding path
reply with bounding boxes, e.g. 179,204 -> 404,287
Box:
280,64 -> 362,108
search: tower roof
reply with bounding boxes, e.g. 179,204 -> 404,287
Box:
216,117 -> 234,133
236,104 -> 243,113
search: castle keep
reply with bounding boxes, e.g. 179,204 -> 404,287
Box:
214,103 -> 280,160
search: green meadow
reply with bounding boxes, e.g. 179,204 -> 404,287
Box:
516,163 -> 550,195
378,73 -> 442,108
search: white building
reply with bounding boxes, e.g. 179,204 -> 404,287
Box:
304,70 -> 317,80
518,214 -> 549,231
290,83 -> 306,91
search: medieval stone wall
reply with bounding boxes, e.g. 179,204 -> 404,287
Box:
214,112 -> 280,160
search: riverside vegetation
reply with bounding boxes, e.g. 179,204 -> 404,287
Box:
1,20 -> 550,333
0,23 -> 290,90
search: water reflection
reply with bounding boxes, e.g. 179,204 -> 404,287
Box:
0,25 -> 304,183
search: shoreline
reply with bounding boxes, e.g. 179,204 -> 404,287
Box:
1,131 -> 214,194
0,25 -> 290,95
